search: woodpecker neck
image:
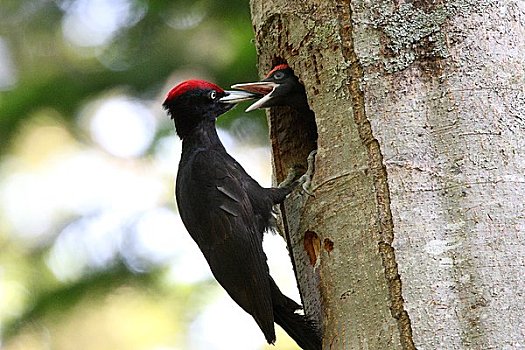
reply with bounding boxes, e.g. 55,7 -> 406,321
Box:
181,118 -> 224,154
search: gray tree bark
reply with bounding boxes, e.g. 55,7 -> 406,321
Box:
249,1 -> 525,349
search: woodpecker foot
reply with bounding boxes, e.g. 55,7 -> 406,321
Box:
278,165 -> 301,189
298,150 -> 317,196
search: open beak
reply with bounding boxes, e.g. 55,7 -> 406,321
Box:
230,82 -> 278,112
219,90 -> 258,104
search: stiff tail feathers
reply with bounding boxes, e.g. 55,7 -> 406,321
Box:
273,302 -> 322,350
270,277 -> 322,350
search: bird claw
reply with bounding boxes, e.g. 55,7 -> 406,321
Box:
298,150 -> 317,196
300,178 -> 314,196
278,166 -> 300,189
277,150 -> 317,196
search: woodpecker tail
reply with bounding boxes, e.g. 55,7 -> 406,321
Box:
270,278 -> 322,350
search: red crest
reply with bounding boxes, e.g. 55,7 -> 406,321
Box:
165,80 -> 224,103
265,64 -> 290,78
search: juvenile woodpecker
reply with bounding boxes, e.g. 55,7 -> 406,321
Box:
232,64 -> 318,146
232,64 -> 310,113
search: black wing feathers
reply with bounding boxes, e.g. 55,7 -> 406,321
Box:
176,148 -> 276,342
176,146 -> 321,349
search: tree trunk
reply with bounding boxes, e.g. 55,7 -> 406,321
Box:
249,1 -> 525,349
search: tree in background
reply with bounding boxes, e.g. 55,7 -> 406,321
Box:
249,1 -> 525,349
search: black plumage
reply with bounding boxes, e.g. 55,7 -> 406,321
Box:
233,64 -> 310,113
232,64 -> 318,144
163,79 -> 321,350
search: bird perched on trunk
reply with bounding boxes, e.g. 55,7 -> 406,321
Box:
162,79 -> 321,350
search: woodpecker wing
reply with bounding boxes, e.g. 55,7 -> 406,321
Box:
176,148 -> 276,342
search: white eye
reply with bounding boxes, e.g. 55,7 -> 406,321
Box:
273,71 -> 285,80
209,90 -> 217,100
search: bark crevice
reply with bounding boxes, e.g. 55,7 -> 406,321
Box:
336,1 -> 416,348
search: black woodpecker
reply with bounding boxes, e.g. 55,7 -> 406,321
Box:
232,64 -> 318,144
231,64 -> 309,113
162,79 -> 321,350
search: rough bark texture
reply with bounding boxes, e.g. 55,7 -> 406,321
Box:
250,0 -> 525,349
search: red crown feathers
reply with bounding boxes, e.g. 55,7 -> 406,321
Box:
265,64 -> 290,78
165,80 -> 224,104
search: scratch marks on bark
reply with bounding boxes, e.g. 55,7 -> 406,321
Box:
336,1 -> 416,349
323,238 -> 334,253
304,230 -> 321,266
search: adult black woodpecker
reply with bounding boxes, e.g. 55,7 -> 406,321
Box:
232,63 -> 318,145
162,80 -> 321,350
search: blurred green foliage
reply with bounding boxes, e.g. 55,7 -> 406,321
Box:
0,1 -> 294,349
0,0 -> 264,152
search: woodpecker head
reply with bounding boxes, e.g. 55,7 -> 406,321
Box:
162,79 -> 256,138
231,64 -> 309,112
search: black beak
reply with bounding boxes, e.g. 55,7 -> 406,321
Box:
219,90 -> 258,104
230,82 -> 279,112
